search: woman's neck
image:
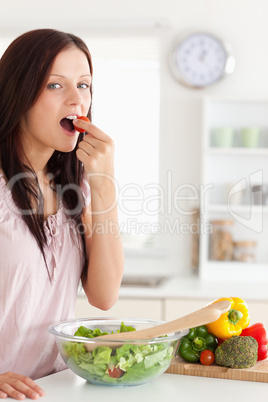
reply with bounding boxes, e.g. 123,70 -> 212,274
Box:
20,133 -> 55,175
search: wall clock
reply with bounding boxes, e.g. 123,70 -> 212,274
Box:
169,32 -> 235,89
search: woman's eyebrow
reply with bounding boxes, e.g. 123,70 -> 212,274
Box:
49,74 -> 65,78
49,73 -> 91,78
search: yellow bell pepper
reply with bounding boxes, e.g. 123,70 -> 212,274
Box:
206,297 -> 250,339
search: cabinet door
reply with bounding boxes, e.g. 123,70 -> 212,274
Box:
164,298 -> 211,321
247,301 -> 268,329
75,296 -> 163,320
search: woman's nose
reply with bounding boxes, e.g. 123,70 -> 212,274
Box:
65,86 -> 82,105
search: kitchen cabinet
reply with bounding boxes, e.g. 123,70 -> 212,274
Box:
75,295 -> 163,320
76,293 -> 268,329
164,298 -> 211,321
199,96 -> 268,282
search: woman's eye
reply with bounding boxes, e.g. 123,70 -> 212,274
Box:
78,83 -> 90,89
47,83 -> 61,89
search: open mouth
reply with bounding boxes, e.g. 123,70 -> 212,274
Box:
60,115 -> 77,133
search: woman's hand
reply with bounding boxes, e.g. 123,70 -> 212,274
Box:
0,372 -> 45,400
75,119 -> 115,194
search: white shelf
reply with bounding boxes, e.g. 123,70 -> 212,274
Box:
206,147 -> 268,156
206,261 -> 268,269
207,204 -> 268,214
199,96 -> 268,283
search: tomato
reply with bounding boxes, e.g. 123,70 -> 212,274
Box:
74,116 -> 90,133
107,366 -> 124,378
200,350 -> 215,366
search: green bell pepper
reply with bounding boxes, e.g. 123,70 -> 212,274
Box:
177,325 -> 218,363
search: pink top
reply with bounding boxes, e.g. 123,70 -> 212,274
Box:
0,175 -> 90,379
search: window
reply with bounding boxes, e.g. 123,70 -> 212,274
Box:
85,35 -> 160,248
0,36 -> 14,56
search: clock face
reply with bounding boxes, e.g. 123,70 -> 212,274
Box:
170,32 -> 233,88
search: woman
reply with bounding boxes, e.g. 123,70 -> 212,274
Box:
0,29 -> 124,400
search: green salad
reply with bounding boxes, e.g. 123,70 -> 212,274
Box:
62,322 -> 174,385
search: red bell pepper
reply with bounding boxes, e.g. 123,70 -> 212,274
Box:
240,323 -> 268,361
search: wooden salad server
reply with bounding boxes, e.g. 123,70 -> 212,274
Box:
84,300 -> 231,351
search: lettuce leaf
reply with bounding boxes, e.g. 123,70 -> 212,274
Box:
74,326 -> 109,338
92,346 -> 112,365
119,322 -> 136,333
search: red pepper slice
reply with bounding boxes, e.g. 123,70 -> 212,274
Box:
241,323 -> 268,361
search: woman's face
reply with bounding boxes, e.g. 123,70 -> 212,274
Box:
20,46 -> 92,158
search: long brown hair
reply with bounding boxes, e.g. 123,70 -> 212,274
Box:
0,29 -> 93,281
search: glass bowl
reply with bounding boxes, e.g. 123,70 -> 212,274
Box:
49,317 -> 188,386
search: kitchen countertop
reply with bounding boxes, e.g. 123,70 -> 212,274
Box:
36,368 -> 267,401
78,274 -> 268,302
119,274 -> 268,301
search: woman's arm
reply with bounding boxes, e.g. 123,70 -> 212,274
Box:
81,190 -> 124,310
75,119 -> 124,310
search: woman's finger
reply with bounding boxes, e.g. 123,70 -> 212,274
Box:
23,376 -> 45,397
0,390 -> 7,398
0,373 -> 45,400
0,383 -> 39,400
0,382 -> 26,400
79,136 -> 109,154
73,120 -> 111,142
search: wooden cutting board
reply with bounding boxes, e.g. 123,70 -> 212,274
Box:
166,357 -> 268,383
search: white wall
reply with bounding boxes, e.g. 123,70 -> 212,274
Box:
1,0 -> 267,276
